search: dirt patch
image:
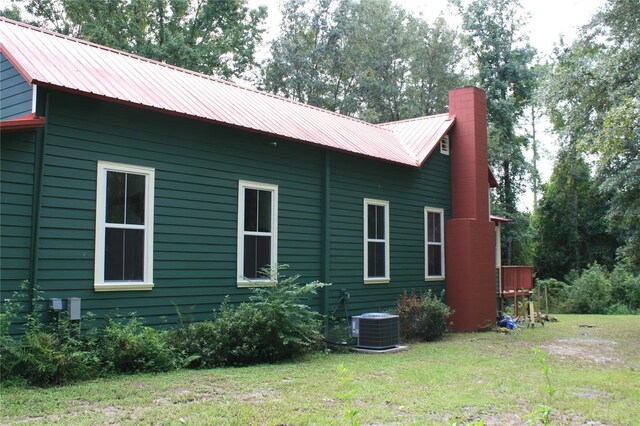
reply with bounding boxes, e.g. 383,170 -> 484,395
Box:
573,387 -> 611,400
542,337 -> 624,365
444,407 -> 525,426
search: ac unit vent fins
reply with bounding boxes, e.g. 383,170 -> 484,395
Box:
352,313 -> 400,350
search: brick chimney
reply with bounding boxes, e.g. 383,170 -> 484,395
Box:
445,87 -> 496,331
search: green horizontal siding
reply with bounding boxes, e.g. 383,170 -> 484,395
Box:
34,91 -> 323,325
0,52 -> 32,120
327,150 -> 450,316
4,88 -> 452,328
0,132 -> 36,314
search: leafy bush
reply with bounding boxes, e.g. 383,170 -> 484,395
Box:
208,301 -> 279,365
561,263 -> 612,314
169,320 -> 219,368
0,283 -> 27,382
19,318 -> 100,386
249,267 -> 328,357
610,263 -> 640,312
535,278 -> 567,312
172,266 -> 329,367
1,282 -> 100,386
397,290 -> 452,342
99,316 -> 177,374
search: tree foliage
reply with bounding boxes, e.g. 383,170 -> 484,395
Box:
534,148 -> 618,279
262,0 -> 464,122
6,0 -> 267,79
542,0 -> 639,272
455,0 -> 537,220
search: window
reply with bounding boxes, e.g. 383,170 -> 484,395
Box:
94,161 -> 154,291
440,135 -> 450,155
237,180 -> 278,286
364,199 -> 389,283
425,207 -> 445,280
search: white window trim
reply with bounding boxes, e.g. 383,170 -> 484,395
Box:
31,84 -> 37,113
364,198 -> 390,284
237,180 -> 278,287
424,207 -> 445,281
94,161 -> 155,291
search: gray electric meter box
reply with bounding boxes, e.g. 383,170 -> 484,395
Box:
67,297 -> 81,320
49,298 -> 63,311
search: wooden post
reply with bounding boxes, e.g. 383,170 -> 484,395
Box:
545,286 -> 549,317
537,285 -> 541,321
513,289 -> 517,317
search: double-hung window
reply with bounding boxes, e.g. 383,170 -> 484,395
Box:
425,207 -> 445,280
94,161 -> 155,291
364,199 -> 389,283
237,180 -> 278,286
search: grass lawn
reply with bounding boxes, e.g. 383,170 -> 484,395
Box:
1,314 -> 639,425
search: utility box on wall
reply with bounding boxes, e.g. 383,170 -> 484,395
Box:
67,297 -> 81,320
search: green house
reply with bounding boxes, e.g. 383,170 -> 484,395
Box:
1,18 -> 499,332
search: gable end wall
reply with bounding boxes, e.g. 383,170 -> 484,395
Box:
0,51 -> 32,120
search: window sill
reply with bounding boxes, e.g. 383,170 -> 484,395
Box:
364,278 -> 390,285
94,282 -> 154,292
237,280 -> 276,288
424,277 -> 446,282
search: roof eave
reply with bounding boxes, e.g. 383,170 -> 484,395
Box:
0,113 -> 45,133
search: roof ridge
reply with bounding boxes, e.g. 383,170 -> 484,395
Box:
379,113 -> 451,127
0,17 -> 393,134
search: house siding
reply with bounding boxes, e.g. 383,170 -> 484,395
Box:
0,132 -> 36,301
327,150 -> 450,315
31,91 -> 323,325
1,88 -> 450,326
0,52 -> 32,120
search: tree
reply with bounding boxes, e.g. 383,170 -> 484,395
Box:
8,0 -> 267,79
262,0 -> 464,122
0,4 -> 23,21
542,0 -> 639,271
454,0 -> 537,264
534,148 -> 618,279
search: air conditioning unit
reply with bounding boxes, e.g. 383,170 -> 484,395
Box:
352,313 -> 399,349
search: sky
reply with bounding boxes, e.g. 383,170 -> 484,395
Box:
248,0 -> 607,211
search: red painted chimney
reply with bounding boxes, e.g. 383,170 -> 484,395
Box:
445,87 -> 496,331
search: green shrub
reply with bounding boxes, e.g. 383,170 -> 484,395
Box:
19,318 -> 100,386
1,282 -> 100,386
605,302 -> 633,315
535,278 -> 567,312
1,283 -> 27,382
99,316 -> 177,374
562,263 -> 612,314
172,266 -> 329,367
397,290 -> 452,342
169,320 -> 219,368
209,301 -> 279,365
610,263 -> 640,312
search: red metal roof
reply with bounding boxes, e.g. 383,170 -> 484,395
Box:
378,114 -> 455,165
0,112 -> 45,133
0,17 -> 454,167
490,215 -> 511,223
